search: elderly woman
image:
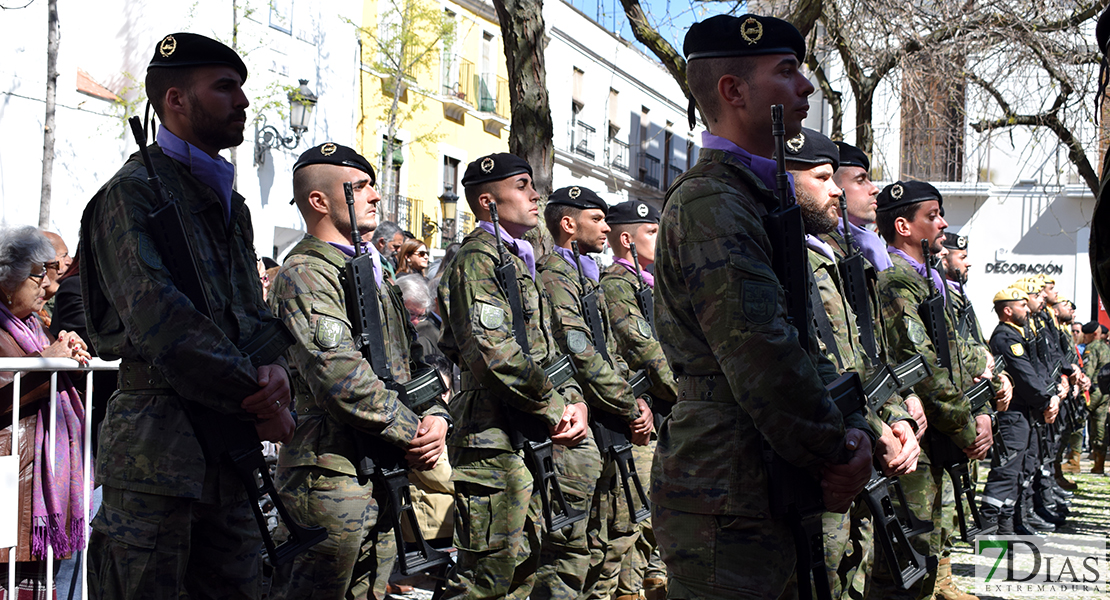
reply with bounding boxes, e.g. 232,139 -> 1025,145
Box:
0,226 -> 90,599
395,239 -> 430,278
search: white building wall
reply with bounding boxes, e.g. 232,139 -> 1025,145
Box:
0,0 -> 361,260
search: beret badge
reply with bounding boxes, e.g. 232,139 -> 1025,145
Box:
637,203 -> 649,217
481,157 -> 495,173
159,35 -> 177,58
891,184 -> 904,200
786,133 -> 805,154
569,186 -> 581,199
320,143 -> 337,156
740,17 -> 763,45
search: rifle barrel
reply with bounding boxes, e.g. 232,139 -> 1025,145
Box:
344,182 -> 362,254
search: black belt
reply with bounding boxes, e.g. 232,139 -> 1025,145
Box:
117,360 -> 173,391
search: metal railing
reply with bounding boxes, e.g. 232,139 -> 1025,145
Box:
607,137 -> 629,172
442,56 -> 474,103
381,195 -> 414,231
639,153 -> 661,189
473,73 -> 510,119
572,121 -> 596,160
2,357 -> 120,600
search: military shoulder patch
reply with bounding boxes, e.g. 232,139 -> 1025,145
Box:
906,318 -> 927,345
479,303 -> 504,330
567,330 -> 589,354
314,316 -> 344,350
137,233 -> 164,271
1010,342 -> 1024,357
636,317 -> 652,338
741,280 -> 777,325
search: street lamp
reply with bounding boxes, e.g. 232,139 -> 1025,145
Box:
439,187 -> 459,246
254,79 -> 318,165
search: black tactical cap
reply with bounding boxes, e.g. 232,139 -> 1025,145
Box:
783,128 -> 838,172
607,200 -> 660,225
147,33 -> 248,82
293,142 -> 375,183
835,142 -> 869,171
1082,321 -> 1100,335
875,180 -> 943,213
461,153 -> 533,187
683,14 -> 806,62
942,232 -> 967,251
547,186 -> 608,214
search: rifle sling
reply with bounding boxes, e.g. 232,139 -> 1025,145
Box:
809,278 -> 844,371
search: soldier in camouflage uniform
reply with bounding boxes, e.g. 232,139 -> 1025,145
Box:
437,153 -> 590,600
654,15 -> 875,600
265,143 -> 451,600
1082,321 -> 1110,473
601,200 -> 676,600
1051,296 -> 1086,478
537,186 -> 653,600
81,34 -> 293,598
870,181 -> 994,600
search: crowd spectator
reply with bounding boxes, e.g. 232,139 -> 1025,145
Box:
395,274 -> 441,358
395,239 -> 430,278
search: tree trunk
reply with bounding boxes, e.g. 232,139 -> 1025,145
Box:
38,0 -> 59,229
854,89 -> 874,157
492,0 -> 554,254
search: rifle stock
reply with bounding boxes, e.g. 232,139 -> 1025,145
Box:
628,242 -> 655,336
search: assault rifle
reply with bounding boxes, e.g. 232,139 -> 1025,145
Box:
953,273 -> 983,344
489,202 -> 586,532
837,197 -> 881,365
570,241 -> 651,524
918,240 -> 953,374
126,116 -> 325,566
341,182 -> 451,576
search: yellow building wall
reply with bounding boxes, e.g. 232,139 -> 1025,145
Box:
357,0 -> 511,250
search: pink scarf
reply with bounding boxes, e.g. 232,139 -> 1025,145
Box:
0,302 -> 86,558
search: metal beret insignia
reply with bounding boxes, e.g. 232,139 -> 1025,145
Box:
481,157 -> 495,173
314,317 -> 344,350
320,142 -> 337,156
891,184 -> 904,200
956,236 -> 967,250
159,35 -> 177,57
567,330 -> 589,354
569,186 -> 581,199
740,17 -> 763,45
786,133 -> 805,154
1010,343 -> 1024,357
637,203 -> 649,218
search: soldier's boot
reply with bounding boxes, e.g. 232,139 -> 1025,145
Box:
1055,462 -> 1078,490
643,577 -> 666,600
997,514 -> 1015,536
1062,451 -> 1081,474
1092,450 -> 1106,475
933,557 -> 978,600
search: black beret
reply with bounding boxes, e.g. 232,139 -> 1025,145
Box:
783,128 -> 838,172
942,232 -> 967,251
835,142 -> 869,171
684,14 -> 806,62
607,200 -> 660,225
1099,6 -> 1110,55
147,33 -> 247,82
547,186 -> 608,214
875,180 -> 943,213
293,143 -> 376,183
1082,321 -> 1100,334
462,153 -> 533,187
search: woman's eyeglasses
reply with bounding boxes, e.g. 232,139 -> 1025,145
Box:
414,250 -> 429,258
27,263 -> 50,280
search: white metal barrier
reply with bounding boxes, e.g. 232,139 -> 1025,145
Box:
0,357 -> 118,600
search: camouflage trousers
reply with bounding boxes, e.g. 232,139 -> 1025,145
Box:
819,499 -> 874,600
866,454 -> 944,600
442,447 -> 541,600
1089,392 -> 1107,451
581,451 -> 641,600
616,440 -> 664,597
88,472 -> 262,600
655,506 -> 799,600
268,465 -> 394,600
533,428 -> 602,600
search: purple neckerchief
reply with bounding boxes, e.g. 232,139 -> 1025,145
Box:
554,246 -> 600,282
327,240 -> 383,286
806,234 -> 836,262
478,220 -> 536,277
158,126 -> 235,224
888,246 -> 947,300
700,131 -> 795,196
838,218 -> 893,271
0,302 -> 86,558
948,280 -> 964,295
613,257 -> 654,288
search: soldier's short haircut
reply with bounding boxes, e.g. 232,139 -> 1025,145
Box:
463,181 -> 493,215
0,226 -> 55,294
875,202 -> 923,244
606,222 -> 640,246
544,203 -> 580,241
687,56 -> 756,126
291,164 -> 334,213
145,67 -> 199,120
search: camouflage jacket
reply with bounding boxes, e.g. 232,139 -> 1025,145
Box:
946,286 -> 990,384
808,247 -> 907,432
599,264 -> 678,406
652,148 -> 862,518
537,253 -> 638,421
268,235 -> 447,475
1083,339 -> 1110,402
876,252 -> 978,448
80,145 -> 278,498
437,228 -> 583,451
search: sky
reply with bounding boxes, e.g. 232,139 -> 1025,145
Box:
561,0 -> 746,56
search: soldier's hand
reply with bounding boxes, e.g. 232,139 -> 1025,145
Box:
242,364 -> 292,420
995,374 -> 1013,412
874,423 -> 902,476
1044,396 -> 1060,424
886,421 -> 920,476
904,394 -> 928,440
1056,379 -> 1069,398
551,402 -> 589,446
629,398 -> 653,444
406,415 -> 449,471
1078,372 -> 1091,392
821,429 -> 872,514
962,414 -> 993,461
255,408 -> 295,444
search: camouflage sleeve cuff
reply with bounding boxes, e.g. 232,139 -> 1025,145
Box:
950,417 -> 979,449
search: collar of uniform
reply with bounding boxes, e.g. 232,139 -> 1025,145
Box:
326,239 -> 383,286
805,234 -> 835,262
553,245 -> 600,282
888,246 -> 947,301
837,218 -> 893,271
612,257 -> 653,288
1004,321 -> 1025,335
477,220 -> 536,277
157,125 -> 235,224
700,131 -> 795,197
